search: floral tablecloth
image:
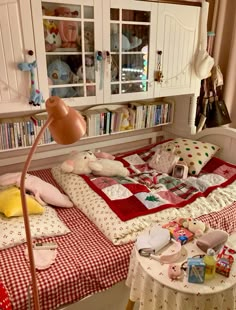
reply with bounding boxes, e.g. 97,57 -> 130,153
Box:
126,234 -> 236,310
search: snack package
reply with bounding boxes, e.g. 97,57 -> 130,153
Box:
162,221 -> 194,245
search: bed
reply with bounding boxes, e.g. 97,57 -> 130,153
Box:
1,127 -> 236,310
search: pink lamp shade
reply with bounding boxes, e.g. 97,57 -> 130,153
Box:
46,96 -> 86,144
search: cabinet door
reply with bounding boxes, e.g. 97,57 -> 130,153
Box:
0,0 -> 36,113
155,4 -> 200,98
103,0 -> 157,103
31,0 -> 103,108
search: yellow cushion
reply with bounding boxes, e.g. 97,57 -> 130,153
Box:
0,187 -> 44,217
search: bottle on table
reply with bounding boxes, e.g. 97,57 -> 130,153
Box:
204,248 -> 216,280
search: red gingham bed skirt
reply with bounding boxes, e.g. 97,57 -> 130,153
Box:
0,168 -> 235,310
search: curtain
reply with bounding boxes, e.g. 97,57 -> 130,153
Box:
213,0 -> 236,128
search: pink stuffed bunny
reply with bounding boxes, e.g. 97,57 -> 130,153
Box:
0,172 -> 73,208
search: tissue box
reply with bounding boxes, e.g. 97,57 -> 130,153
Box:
187,258 -> 205,283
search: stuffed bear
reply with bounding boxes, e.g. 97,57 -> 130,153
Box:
179,218 -> 208,237
61,150 -> 129,177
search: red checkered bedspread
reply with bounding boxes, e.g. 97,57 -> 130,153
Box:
0,169 -> 133,310
0,168 -> 236,310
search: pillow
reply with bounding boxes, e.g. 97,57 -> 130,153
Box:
0,206 -> 70,250
0,187 -> 44,217
164,138 -> 220,175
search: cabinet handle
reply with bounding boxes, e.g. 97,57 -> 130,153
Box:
28,50 -> 34,56
155,50 -> 164,83
106,51 -> 111,64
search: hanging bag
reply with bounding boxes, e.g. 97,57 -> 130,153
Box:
206,95 -> 231,128
194,1 -> 214,79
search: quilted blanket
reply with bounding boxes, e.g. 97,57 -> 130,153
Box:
52,143 -> 236,245
80,149 -> 236,221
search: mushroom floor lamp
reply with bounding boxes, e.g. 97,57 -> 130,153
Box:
20,96 -> 86,310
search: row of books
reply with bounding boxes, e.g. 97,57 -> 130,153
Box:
0,116 -> 53,150
0,101 -> 173,150
83,101 -> 173,137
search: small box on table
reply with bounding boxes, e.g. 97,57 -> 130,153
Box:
187,258 -> 205,283
162,221 -> 194,245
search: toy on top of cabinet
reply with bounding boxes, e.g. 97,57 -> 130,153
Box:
54,6 -> 79,17
42,5 -> 79,17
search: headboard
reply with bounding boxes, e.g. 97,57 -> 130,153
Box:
191,127 -> 236,165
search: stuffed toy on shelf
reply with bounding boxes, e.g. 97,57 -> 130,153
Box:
43,20 -> 61,52
47,59 -> 77,98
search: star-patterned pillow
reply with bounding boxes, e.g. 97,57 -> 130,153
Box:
165,138 -> 220,175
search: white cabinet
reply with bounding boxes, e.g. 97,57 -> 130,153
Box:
1,0 -> 201,113
0,0 -> 38,114
31,0 -> 158,107
155,4 -> 200,97
31,0 -> 104,108
102,0 -> 157,104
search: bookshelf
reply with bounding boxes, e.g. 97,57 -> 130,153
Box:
83,99 -> 174,138
0,114 -> 53,151
0,99 -> 174,151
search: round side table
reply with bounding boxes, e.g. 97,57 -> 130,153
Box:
126,239 -> 236,310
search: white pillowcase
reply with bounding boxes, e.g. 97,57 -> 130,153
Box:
0,206 -> 70,250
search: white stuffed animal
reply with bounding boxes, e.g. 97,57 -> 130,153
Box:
61,151 -> 129,177
182,218 -> 208,237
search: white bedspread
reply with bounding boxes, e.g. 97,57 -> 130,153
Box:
52,166 -> 236,245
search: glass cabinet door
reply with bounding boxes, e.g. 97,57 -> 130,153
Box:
103,0 -> 157,103
32,0 -> 103,107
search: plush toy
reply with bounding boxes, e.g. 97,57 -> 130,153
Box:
43,20 -> 61,52
58,20 -> 79,48
42,5 -> 79,17
111,32 -> 142,52
77,56 -> 95,82
179,218 -> 208,237
94,150 -> 115,160
168,264 -> 183,280
47,59 -> 77,98
18,61 -> 43,106
54,6 -> 79,17
75,56 -> 95,96
0,172 -> 73,208
116,107 -> 134,131
61,150 -> 129,177
84,28 -> 94,52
